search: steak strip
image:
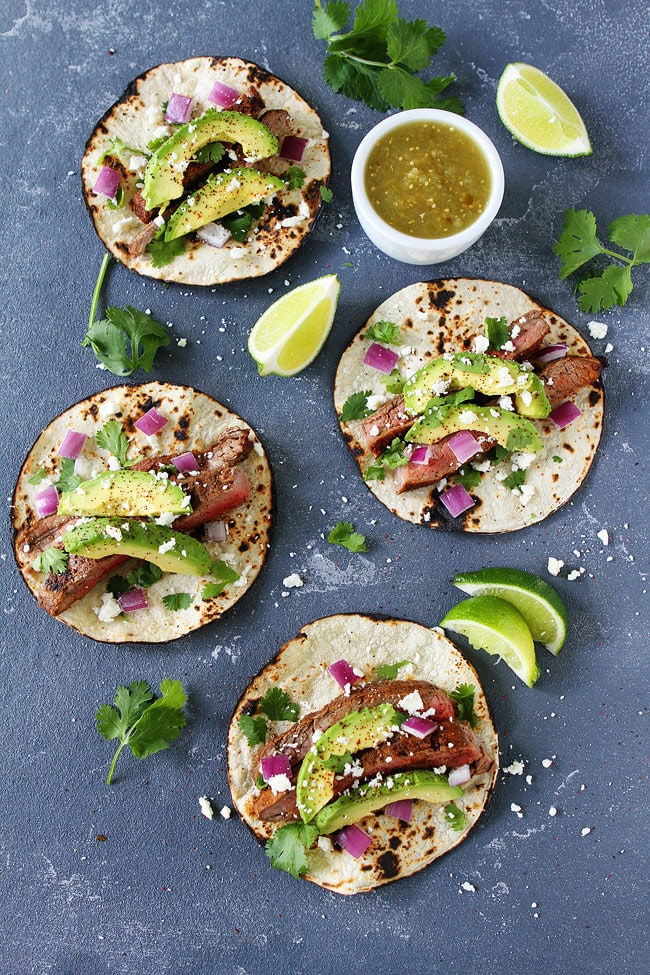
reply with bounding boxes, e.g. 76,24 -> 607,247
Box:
538,355 -> 602,408
394,433 -> 496,494
257,680 -> 456,769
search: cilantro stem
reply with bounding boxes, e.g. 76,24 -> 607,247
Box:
88,252 -> 111,335
106,740 -> 126,785
596,246 -> 635,266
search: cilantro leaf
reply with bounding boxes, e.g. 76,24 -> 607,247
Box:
380,368 -> 404,393
147,231 -> 187,268
328,521 -> 368,552
364,320 -> 401,344
281,165 -> 306,190
192,141 -> 226,165
32,547 -> 69,575
266,822 -> 319,878
238,713 -> 268,747
259,687 -> 300,722
323,751 -> 355,772
127,562 -> 163,589
443,801 -> 466,832
503,468 -> 527,492
380,437 -> 409,469
313,0 -> 461,113
363,459 -> 386,481
54,457 -> 82,493
201,561 -> 240,600
375,659 -> 410,679
96,419 -> 136,469
96,678 -> 187,784
455,466 -> 482,491
449,683 -> 478,728
162,592 -> 191,611
84,305 -> 170,376
485,315 -> 510,351
221,202 -> 266,242
553,208 -> 650,311
28,468 -> 48,486
339,390 -> 373,421
320,185 -> 334,202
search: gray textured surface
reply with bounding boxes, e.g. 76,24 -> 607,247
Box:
1,1 -> 648,973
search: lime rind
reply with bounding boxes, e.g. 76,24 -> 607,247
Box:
440,594 -> 540,688
496,62 -> 592,158
453,567 -> 568,655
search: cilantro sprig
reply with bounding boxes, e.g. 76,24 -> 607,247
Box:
96,678 -> 187,785
449,683 -> 478,728
312,0 -> 462,113
554,208 -> 650,311
328,521 -> 368,552
237,686 -> 300,746
443,800 -> 466,832
339,390 -> 373,421
266,822 -> 319,879
83,254 -> 171,375
96,419 -> 139,469
32,547 -> 69,575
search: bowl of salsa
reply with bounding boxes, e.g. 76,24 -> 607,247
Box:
351,109 -> 504,264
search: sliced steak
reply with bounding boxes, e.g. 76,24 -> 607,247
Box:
495,310 -> 550,360
232,85 -> 266,119
128,220 -> 159,256
259,109 -> 292,141
174,466 -> 251,531
538,355 -> 602,407
130,191 -> 155,224
360,395 -> 415,456
253,711 -> 494,823
39,552 -> 131,616
257,680 -> 456,769
395,433 -> 496,494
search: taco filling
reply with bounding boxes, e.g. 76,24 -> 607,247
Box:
12,383 -> 272,643
82,57 -> 331,286
228,615 -> 498,895
334,280 -> 604,533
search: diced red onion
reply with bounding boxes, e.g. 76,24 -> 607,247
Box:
448,764 -> 472,787
439,483 -> 476,518
173,452 -> 200,473
260,753 -> 292,783
134,407 -> 168,436
208,80 -> 239,108
363,342 -> 399,374
280,135 -> 308,162
205,520 -> 229,543
165,92 -> 194,124
93,165 -> 121,199
402,715 -> 438,739
196,222 -> 232,248
117,588 -> 149,613
328,658 -> 363,689
409,445 -> 432,466
549,401 -> 582,429
35,485 -> 59,517
447,430 -> 480,464
336,824 -> 373,859
384,798 -> 413,822
58,429 -> 87,460
533,342 -> 568,364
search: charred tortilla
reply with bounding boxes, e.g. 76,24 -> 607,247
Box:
81,56 -> 331,286
334,279 -> 604,533
12,382 -> 272,643
228,614 -> 498,895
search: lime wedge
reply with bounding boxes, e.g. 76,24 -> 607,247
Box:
248,274 -> 340,376
453,567 -> 568,655
496,62 -> 592,157
440,595 -> 540,687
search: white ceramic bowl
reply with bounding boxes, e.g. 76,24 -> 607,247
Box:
351,108 -> 505,265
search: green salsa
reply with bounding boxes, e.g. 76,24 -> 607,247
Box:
365,121 -> 492,238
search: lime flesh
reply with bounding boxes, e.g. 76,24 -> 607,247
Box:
248,274 -> 340,376
496,62 -> 592,157
440,594 -> 540,687
453,567 -> 568,655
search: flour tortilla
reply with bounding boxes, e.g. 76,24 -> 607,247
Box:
12,382 -> 272,643
228,614 -> 498,895
334,279 -> 604,533
81,56 -> 331,285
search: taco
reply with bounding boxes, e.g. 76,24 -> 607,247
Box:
81,56 -> 331,286
334,279 -> 604,532
12,382 -> 272,643
227,614 -> 498,895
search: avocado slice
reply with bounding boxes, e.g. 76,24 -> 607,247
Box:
406,403 -> 544,453
296,703 -> 405,823
62,517 -> 213,576
57,470 -> 192,518
314,770 -> 463,834
163,167 -> 285,241
143,109 -> 279,210
403,353 -> 550,419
